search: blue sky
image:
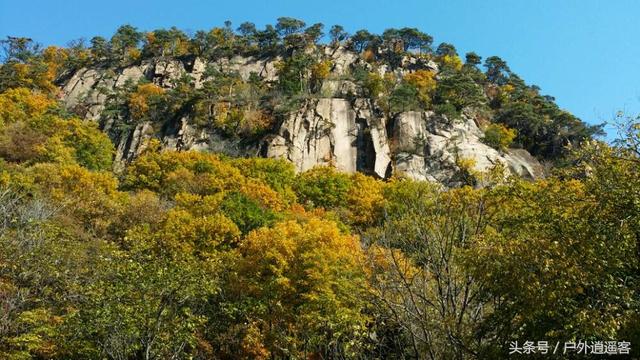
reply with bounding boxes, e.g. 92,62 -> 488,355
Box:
2,0 -> 639,138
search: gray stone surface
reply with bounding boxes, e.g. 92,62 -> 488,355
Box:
59,48 -> 544,186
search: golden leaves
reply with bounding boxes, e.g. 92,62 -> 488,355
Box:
128,83 -> 165,121
0,87 -> 55,126
404,69 -> 436,105
483,123 -> 517,151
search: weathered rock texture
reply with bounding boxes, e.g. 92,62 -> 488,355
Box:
391,111 -> 543,184
60,48 -> 544,186
264,98 -> 392,178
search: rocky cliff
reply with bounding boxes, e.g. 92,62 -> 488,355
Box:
60,47 -> 544,185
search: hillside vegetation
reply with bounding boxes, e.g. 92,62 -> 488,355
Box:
0,20 -> 638,359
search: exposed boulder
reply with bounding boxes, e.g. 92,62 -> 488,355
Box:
320,79 -> 360,97
391,111 -> 544,185
504,148 -> 545,180
152,59 -> 185,87
113,121 -> 153,172
61,63 -> 149,121
211,55 -> 279,81
327,46 -> 360,76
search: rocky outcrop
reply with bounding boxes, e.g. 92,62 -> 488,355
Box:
264,98 -> 392,178
263,100 -> 543,184
59,47 -> 544,186
391,111 -> 544,184
60,56 -> 280,117
61,57 -> 266,165
209,55 -> 280,82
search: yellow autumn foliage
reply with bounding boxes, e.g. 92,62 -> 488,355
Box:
345,172 -> 385,226
440,54 -> 463,71
404,69 -> 437,105
232,217 -> 370,357
128,83 -> 165,120
310,60 -> 332,81
0,87 -> 55,126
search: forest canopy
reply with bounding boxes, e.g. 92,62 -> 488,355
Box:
0,19 -> 637,359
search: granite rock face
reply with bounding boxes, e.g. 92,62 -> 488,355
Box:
61,57 -> 262,166
60,48 -> 544,185
264,98 -> 392,178
391,111 -> 544,184
263,102 -> 543,184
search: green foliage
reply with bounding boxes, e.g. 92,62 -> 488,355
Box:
60,118 -> 114,170
275,17 -> 306,36
230,157 -> 297,203
466,179 -> 637,356
109,25 -> 143,64
433,102 -> 459,120
0,88 -> 113,170
495,97 -> 602,159
254,25 -> 280,55
191,26 -> 236,59
484,55 -> 511,85
142,27 -> 189,58
1,19 -> 632,360
435,42 -> 458,57
349,29 -> 379,53
483,123 -> 517,151
465,51 -> 482,67
389,82 -> 421,112
304,22 -> 325,45
380,178 -> 440,217
67,246 -> 216,359
89,36 -> 109,61
294,166 -> 352,209
329,24 -> 348,46
221,191 -> 278,234
276,52 -> 315,96
433,71 -> 485,116
380,27 -> 433,54
495,100 -> 545,151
